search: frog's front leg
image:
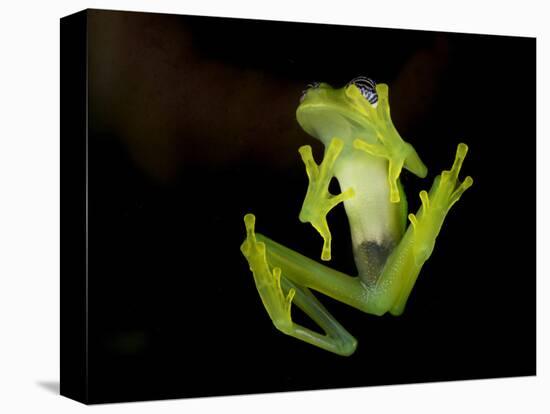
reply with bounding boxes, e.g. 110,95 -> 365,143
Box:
352,83 -> 428,203
298,138 -> 355,261
371,143 -> 474,315
240,214 -> 357,356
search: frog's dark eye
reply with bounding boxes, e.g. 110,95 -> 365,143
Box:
347,76 -> 378,105
300,82 -> 320,102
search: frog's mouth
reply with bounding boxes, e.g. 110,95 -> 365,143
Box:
296,105 -> 377,148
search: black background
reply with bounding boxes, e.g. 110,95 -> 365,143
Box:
84,9 -> 535,403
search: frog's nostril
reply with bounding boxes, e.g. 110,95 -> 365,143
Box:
347,76 -> 378,105
300,81 -> 320,102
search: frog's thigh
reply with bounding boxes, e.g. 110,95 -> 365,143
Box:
256,233 -> 369,312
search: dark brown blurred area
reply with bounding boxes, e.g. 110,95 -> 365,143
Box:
89,11 -> 305,181
88,10 -> 449,182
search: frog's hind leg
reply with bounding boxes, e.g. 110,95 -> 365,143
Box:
282,277 -> 358,356
370,143 -> 473,316
240,214 -> 357,356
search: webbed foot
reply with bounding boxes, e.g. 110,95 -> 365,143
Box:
240,213 -> 295,333
407,143 -> 473,265
371,143 -> 473,316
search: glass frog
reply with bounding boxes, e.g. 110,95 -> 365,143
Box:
240,76 -> 473,356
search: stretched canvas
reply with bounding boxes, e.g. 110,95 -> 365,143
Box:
60,8 -> 536,404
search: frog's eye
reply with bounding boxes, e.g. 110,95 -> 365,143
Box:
300,82 -> 320,102
347,76 -> 378,105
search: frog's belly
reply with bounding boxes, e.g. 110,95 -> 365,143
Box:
334,150 -> 403,284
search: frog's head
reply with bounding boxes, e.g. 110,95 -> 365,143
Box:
296,76 -> 383,147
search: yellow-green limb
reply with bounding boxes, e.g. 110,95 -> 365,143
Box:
298,138 -> 355,261
352,83 -> 427,203
240,214 -> 295,330
383,143 -> 473,315
240,214 -> 357,356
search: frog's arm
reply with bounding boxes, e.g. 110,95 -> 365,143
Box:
240,143 -> 472,353
351,83 -> 427,202
298,138 -> 355,261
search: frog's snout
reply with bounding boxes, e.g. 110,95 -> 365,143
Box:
300,81 -> 320,103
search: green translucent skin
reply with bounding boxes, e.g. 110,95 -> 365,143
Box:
240,81 -> 473,356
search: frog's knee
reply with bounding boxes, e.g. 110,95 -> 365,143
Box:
273,318 -> 293,335
336,336 -> 358,356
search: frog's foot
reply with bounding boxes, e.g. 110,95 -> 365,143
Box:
372,143 -> 473,316
240,214 -> 358,356
298,138 -> 355,261
240,213 -> 295,332
352,83 -> 427,203
407,143 -> 473,265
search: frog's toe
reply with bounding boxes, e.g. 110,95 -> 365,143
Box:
299,138 -> 355,260
433,143 -> 474,211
